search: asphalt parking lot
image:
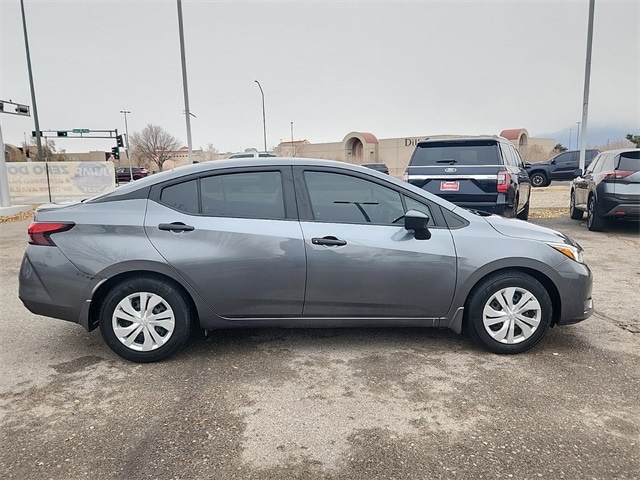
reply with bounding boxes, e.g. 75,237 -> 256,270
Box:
1,186 -> 638,480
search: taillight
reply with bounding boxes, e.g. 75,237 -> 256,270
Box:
401,170 -> 409,182
27,222 -> 74,246
603,170 -> 634,180
497,171 -> 509,193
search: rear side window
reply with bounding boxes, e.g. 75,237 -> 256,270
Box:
201,171 -> 285,219
410,141 -> 500,166
160,180 -> 199,214
618,151 -> 640,171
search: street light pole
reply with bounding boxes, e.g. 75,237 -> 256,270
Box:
177,0 -> 194,164
120,110 -> 133,181
291,122 -> 296,157
254,80 -> 267,152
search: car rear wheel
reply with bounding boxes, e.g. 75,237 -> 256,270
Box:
530,172 -> 549,188
587,195 -> 606,231
99,277 -> 192,362
570,190 -> 584,220
465,271 -> 552,354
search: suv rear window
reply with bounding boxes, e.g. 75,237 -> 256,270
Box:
618,151 -> 640,171
410,140 -> 500,166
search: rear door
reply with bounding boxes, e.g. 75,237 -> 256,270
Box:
551,152 -> 578,180
144,167 -> 306,317
294,167 -> 457,318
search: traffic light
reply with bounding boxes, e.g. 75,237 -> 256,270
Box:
57,131 -> 68,137
111,147 -> 120,160
31,131 -> 43,137
116,134 -> 124,148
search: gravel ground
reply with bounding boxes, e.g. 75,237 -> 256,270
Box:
0,186 -> 638,480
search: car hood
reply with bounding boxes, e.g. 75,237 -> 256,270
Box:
483,215 -> 579,247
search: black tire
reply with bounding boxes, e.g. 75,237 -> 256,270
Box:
530,172 -> 549,188
99,276 -> 192,362
569,190 -> 584,220
516,200 -> 530,221
465,271 -> 552,354
587,195 -> 606,231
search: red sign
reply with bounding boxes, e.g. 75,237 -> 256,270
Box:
440,181 -> 459,191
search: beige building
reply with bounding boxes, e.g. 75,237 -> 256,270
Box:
275,128 -> 558,177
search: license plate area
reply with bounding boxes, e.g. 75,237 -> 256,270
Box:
440,181 -> 459,191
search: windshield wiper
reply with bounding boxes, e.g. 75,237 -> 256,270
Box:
436,159 -> 458,164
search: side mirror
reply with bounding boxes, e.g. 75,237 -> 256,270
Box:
573,168 -> 583,177
404,209 -> 431,240
550,159 -> 556,164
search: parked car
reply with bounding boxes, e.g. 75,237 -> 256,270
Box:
228,152 -> 276,159
526,149 -> 599,187
403,136 -> 531,220
116,166 -> 149,183
362,163 -> 389,174
19,158 -> 592,362
569,149 -> 640,231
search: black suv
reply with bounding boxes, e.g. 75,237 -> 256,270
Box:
403,136 -> 531,220
526,149 -> 599,187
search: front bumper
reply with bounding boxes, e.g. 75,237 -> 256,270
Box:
551,258 -> 594,326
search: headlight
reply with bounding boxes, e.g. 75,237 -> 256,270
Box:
547,243 -> 584,263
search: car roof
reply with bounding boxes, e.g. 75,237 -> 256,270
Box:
416,135 -> 507,146
597,148 -> 640,155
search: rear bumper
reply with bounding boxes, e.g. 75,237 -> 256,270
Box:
18,247 -> 95,330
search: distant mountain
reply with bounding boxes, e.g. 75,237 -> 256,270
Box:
534,125 -> 635,149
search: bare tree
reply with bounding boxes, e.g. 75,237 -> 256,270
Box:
130,124 -> 181,172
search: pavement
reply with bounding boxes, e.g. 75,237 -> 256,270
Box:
0,186 -> 638,480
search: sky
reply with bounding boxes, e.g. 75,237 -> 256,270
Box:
1,0 -> 638,154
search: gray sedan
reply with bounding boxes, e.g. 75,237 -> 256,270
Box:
19,158 -> 593,362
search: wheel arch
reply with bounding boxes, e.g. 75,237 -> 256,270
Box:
450,266 -> 562,333
87,269 -> 201,331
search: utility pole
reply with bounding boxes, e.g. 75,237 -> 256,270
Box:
120,110 -> 134,181
578,0 -> 595,173
255,80 -> 267,152
177,0 -> 195,163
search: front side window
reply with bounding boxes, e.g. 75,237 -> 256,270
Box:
201,171 -> 285,219
586,155 -> 602,174
304,172 -> 404,225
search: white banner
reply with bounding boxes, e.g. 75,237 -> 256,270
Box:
7,161 -> 116,204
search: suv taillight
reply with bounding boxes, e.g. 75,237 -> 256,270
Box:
28,222 -> 75,246
603,170 -> 634,180
497,171 -> 509,193
401,170 -> 408,182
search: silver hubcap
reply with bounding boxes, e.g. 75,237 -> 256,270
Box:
482,287 -> 541,344
112,292 -> 175,351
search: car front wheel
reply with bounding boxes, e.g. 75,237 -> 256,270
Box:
99,277 -> 192,362
465,271 -> 552,354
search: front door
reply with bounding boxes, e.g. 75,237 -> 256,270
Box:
295,168 -> 457,318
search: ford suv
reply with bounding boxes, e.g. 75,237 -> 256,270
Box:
403,136 -> 531,220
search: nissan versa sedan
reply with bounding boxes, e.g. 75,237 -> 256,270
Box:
19,158 -> 593,362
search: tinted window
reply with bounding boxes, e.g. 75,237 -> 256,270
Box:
201,172 -> 285,219
554,152 -> 571,164
618,151 -> 640,171
511,146 -> 525,167
304,172 -> 404,225
410,141 -> 500,166
160,180 -> 199,214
